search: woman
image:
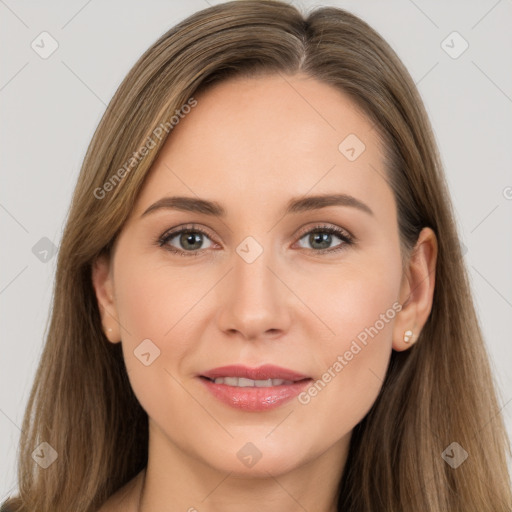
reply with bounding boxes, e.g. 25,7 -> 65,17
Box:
2,1 -> 511,510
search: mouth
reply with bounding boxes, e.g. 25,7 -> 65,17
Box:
200,376 -> 301,387
198,364 -> 312,411
200,363 -> 311,382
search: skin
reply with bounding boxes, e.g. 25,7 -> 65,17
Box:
93,73 -> 437,512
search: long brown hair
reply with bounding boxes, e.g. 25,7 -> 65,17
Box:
3,1 -> 511,510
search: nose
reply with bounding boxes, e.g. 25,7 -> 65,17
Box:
215,240 -> 292,341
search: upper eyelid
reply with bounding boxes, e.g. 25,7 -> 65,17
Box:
295,223 -> 353,240
160,224 -> 217,242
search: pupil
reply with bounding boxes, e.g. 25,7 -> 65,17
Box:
181,232 -> 202,250
311,232 -> 331,249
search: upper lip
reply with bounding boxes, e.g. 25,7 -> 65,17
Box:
200,364 -> 311,382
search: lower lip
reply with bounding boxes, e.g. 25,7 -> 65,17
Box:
199,377 -> 312,411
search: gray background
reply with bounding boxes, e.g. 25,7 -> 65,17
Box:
1,0 -> 511,499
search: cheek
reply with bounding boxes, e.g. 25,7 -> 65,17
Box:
294,301 -> 396,441
112,259 -> 204,410
295,253 -> 401,426
327,276 -> 398,356
315,279 -> 396,386
296,249 -> 400,351
115,256 -> 204,348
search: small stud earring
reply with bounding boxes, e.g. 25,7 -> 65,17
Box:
403,329 -> 413,343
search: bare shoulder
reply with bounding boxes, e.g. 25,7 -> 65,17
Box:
96,469 -> 145,512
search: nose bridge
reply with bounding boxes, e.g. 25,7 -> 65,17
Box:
232,234 -> 278,307
216,233 -> 290,338
235,236 -> 272,296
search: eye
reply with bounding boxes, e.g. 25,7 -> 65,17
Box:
295,224 -> 354,253
157,223 -> 354,257
158,224 -> 215,256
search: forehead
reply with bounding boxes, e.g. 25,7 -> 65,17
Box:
132,73 -> 392,221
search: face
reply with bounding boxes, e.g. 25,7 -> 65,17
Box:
93,73 -> 419,478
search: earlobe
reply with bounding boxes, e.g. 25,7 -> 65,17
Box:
393,274 -> 419,351
91,253 -> 121,343
392,227 -> 438,352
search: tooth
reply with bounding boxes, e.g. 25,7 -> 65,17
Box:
237,377 -> 255,387
210,377 -> 296,387
254,379 -> 273,387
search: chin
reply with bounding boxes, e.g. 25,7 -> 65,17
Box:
197,435 -> 312,477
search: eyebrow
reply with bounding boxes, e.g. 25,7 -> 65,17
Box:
141,193 -> 374,218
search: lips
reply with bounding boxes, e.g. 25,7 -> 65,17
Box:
198,364 -> 312,411
200,364 -> 310,382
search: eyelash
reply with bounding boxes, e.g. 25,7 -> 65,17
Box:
157,223 -> 355,257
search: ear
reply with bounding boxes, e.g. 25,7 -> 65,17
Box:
91,253 -> 121,344
393,227 -> 438,352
